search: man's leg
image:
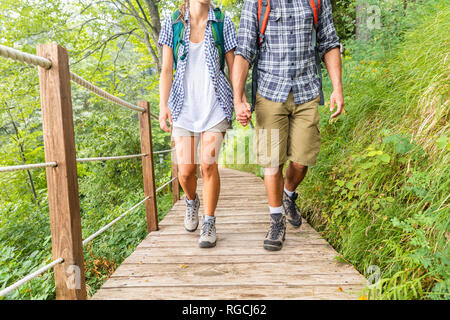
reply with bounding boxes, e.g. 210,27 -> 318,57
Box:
283,95 -> 322,227
284,162 -> 308,193
264,165 -> 284,208
254,93 -> 289,251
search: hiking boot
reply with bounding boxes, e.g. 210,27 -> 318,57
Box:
199,216 -> 217,248
282,191 -> 302,228
263,215 -> 286,251
184,194 -> 200,232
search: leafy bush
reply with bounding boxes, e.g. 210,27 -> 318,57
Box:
299,0 -> 449,299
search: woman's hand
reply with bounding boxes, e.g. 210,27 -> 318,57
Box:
159,106 -> 172,133
234,101 -> 251,127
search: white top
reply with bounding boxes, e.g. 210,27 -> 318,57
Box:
173,40 -> 227,132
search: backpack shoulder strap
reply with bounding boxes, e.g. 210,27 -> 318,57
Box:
211,8 -> 226,71
257,0 -> 271,45
309,0 -> 324,105
310,0 -> 321,29
172,9 -> 185,70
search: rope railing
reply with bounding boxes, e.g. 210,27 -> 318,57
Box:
70,72 -> 158,119
153,148 -> 175,155
0,257 -> 64,298
156,177 -> 177,193
82,196 -> 149,245
77,154 -> 146,163
0,162 -> 58,173
0,44 -> 52,69
81,176 -> 177,246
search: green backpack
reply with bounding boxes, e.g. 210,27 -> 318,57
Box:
172,7 -> 226,71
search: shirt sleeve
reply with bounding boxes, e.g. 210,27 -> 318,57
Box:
235,0 -> 258,64
158,14 -> 173,48
317,0 -> 340,58
223,15 -> 238,53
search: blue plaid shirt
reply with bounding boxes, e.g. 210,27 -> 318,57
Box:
158,7 -> 237,121
236,0 -> 340,104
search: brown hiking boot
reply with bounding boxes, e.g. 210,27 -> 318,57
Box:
282,191 -> 302,228
263,214 -> 286,251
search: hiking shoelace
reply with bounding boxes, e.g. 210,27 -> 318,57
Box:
186,197 -> 198,221
285,194 -> 300,218
269,218 -> 285,239
201,220 -> 215,236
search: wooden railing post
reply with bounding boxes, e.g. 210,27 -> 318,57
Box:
138,101 -> 158,232
171,138 -> 180,204
37,44 -> 86,300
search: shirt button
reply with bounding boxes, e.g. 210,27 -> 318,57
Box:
291,47 -> 294,51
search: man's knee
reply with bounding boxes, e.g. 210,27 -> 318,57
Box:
264,165 -> 284,177
290,162 -> 308,173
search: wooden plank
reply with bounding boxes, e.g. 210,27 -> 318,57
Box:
138,101 -> 158,232
122,253 -> 339,265
92,285 -> 363,300
130,245 -> 337,257
101,273 -> 365,288
37,44 -> 86,300
111,261 -> 361,277
137,232 -> 325,245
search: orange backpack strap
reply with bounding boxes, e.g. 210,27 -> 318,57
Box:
310,0 -> 321,29
257,0 -> 271,45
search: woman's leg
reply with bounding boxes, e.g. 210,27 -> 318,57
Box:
174,135 -> 199,200
200,131 -> 225,216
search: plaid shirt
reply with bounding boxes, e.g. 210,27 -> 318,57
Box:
158,7 -> 237,121
236,0 -> 340,104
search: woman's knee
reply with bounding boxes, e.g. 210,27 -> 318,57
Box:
201,163 -> 218,178
178,165 -> 197,182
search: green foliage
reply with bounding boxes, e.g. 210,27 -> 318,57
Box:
0,0 -> 173,300
299,0 -> 449,300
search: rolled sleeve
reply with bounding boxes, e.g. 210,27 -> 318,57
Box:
223,15 -> 238,53
317,0 -> 340,58
158,15 -> 173,48
235,0 -> 258,64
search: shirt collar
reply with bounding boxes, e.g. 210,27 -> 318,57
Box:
184,7 -> 217,22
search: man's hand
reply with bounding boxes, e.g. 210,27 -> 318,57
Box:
159,106 -> 172,133
234,101 -> 252,126
329,89 -> 344,119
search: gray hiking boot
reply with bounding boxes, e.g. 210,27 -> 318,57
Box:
199,216 -> 217,248
184,194 -> 200,232
263,214 -> 286,251
282,191 -> 302,228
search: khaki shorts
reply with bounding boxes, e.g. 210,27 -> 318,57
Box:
172,118 -> 232,137
255,92 -> 321,168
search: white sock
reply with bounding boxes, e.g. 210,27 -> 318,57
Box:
204,215 -> 215,222
284,187 -> 295,197
269,206 -> 283,215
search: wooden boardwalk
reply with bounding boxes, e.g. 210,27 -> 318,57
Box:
93,168 -> 366,300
